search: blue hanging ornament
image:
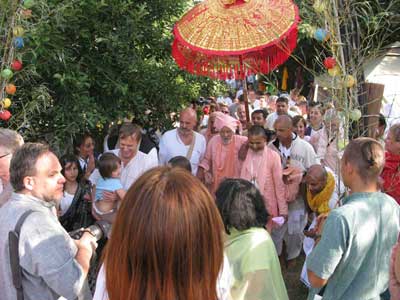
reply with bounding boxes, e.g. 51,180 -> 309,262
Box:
14,37 -> 24,49
314,28 -> 329,42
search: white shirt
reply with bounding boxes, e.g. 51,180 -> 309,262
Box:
265,111 -> 297,130
60,191 -> 74,216
159,129 -> 206,175
89,149 -> 154,191
93,255 -> 232,300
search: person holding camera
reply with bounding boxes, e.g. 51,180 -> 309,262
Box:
0,143 -> 97,300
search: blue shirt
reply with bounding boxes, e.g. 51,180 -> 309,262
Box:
95,177 -> 123,201
307,192 -> 400,300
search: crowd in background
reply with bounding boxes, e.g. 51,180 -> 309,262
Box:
1,81 -> 400,300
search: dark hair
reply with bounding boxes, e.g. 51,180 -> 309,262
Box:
276,96 -> 289,104
342,137 -> 384,184
378,113 -> 387,129
248,125 -> 267,139
119,123 -> 142,142
98,152 -> 121,179
292,115 -> 307,128
251,109 -> 268,120
215,178 -> 268,234
168,156 -> 192,172
10,143 -> 50,192
73,132 -> 93,155
308,101 -> 326,115
59,154 -> 83,182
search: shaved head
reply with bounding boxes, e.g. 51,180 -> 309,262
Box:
180,107 -> 197,122
305,164 -> 328,195
306,165 -> 327,182
179,107 -> 197,137
274,115 -> 293,129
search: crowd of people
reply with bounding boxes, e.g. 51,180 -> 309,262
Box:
0,85 -> 400,300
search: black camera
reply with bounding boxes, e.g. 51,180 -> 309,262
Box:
69,220 -> 111,241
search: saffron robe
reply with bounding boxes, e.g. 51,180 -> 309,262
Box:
240,147 -> 287,218
199,135 -> 247,194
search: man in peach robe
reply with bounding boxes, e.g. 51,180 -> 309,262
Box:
198,113 -> 247,194
240,125 -> 287,230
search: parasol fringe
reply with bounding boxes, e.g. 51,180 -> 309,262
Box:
172,26 -> 298,80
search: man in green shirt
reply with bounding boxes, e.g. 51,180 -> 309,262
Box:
307,138 -> 400,300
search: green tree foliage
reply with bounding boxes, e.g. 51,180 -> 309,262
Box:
0,0 -> 226,150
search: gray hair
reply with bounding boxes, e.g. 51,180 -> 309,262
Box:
0,129 -> 24,154
323,109 -> 339,123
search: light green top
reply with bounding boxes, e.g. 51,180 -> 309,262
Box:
307,192 -> 400,300
225,227 -> 289,300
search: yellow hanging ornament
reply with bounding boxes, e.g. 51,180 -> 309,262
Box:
2,98 -> 12,109
281,66 -> 288,91
328,65 -> 341,77
344,75 -> 355,88
13,26 -> 25,37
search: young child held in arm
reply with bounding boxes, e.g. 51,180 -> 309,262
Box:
93,153 -> 126,215
306,138 -> 400,300
240,125 -> 287,231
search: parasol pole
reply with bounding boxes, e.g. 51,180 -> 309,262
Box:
239,55 -> 251,123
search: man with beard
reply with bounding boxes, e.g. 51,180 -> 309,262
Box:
198,113 -> 247,194
159,108 -> 206,176
0,143 -> 97,299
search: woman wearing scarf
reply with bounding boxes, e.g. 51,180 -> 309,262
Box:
198,113 -> 247,194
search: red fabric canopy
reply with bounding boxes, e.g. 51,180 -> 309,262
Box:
172,0 -> 300,80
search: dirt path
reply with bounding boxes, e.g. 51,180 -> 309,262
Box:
281,253 -> 309,300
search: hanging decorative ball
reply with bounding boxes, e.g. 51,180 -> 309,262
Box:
11,60 -> 23,71
21,9 -> 32,18
345,75 -> 356,88
349,109 -> 362,121
314,28 -> 329,42
14,37 -> 24,49
2,98 -> 12,109
313,0 -> 326,13
13,26 -> 25,37
5,84 -> 17,95
0,110 -> 12,121
328,65 -> 341,77
1,68 -> 13,79
96,122 -> 104,129
22,0 -> 35,9
323,57 -> 336,69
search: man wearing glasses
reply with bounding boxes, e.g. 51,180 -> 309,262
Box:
0,128 -> 24,207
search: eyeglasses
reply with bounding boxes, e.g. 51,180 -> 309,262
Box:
0,153 -> 10,159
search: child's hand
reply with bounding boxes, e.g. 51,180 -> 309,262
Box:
102,191 -> 118,202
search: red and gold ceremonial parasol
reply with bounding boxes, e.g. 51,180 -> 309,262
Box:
172,0 -> 300,80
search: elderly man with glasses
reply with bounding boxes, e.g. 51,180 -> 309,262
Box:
0,128 -> 24,207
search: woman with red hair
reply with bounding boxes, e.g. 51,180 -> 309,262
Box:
93,167 -> 229,300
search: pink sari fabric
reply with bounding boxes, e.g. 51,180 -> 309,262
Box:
283,166 -> 303,203
202,112 -> 223,144
200,134 -> 247,194
240,147 -> 287,218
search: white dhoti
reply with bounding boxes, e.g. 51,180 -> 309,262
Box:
271,197 -> 308,260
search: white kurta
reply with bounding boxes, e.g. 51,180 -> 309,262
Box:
159,129 -> 206,175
